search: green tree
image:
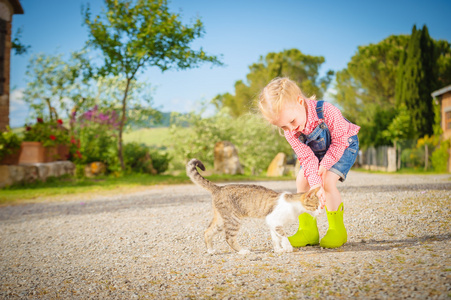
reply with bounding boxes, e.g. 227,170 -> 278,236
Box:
83,0 -> 222,170
334,29 -> 451,147
333,35 -> 409,147
395,25 -> 437,138
213,49 -> 333,117
23,51 -> 94,125
11,27 -> 30,55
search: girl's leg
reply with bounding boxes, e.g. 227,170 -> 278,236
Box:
321,171 -> 347,248
323,171 -> 341,211
289,169 -> 320,247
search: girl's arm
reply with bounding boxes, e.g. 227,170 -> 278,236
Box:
284,131 -> 322,187
320,103 -> 351,170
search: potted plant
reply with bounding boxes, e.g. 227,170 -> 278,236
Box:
0,126 -> 22,165
20,118 -> 69,163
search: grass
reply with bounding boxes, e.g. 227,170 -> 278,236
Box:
0,172 -> 294,205
123,127 -> 193,148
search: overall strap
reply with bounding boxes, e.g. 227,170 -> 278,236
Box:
316,100 -> 325,119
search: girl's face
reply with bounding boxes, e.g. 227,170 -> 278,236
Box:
271,96 -> 307,132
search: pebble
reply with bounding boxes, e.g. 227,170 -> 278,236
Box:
0,171 -> 450,299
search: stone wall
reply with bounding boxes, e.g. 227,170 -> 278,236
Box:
0,161 -> 75,188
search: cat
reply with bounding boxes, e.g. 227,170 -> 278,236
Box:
186,158 -> 322,255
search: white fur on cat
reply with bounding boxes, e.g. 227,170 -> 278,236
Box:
265,193 -> 322,253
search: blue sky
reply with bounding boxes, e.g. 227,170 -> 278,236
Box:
9,0 -> 451,127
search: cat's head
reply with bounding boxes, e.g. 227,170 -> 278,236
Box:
301,187 -> 322,216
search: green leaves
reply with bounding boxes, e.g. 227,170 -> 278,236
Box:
333,27 -> 451,147
214,49 -> 333,117
83,0 -> 222,170
83,0 -> 221,78
169,108 -> 292,175
23,51 -> 95,123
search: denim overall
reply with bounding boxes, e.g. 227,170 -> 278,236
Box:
297,101 -> 359,182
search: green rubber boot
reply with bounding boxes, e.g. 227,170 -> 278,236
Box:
288,213 -> 319,247
320,203 -> 347,248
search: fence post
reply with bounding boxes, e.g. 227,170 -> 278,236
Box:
387,147 -> 397,172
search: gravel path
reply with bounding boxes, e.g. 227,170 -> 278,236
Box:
0,171 -> 450,299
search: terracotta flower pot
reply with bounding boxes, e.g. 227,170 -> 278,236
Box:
44,146 -> 58,162
57,144 -> 70,161
19,142 -> 58,164
19,141 -> 45,164
0,148 -> 21,165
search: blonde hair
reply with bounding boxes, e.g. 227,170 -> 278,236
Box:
258,77 -> 311,123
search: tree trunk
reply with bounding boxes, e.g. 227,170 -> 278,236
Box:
45,98 -> 58,121
118,78 -> 131,171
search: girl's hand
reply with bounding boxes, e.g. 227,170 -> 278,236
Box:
318,165 -> 327,184
310,184 -> 325,209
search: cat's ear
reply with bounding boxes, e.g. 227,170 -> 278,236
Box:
305,187 -> 319,198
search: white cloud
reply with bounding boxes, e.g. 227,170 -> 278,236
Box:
9,89 -> 30,128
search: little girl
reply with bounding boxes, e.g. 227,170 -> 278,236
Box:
258,77 -> 360,248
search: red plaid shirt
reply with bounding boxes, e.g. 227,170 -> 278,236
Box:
284,99 -> 360,187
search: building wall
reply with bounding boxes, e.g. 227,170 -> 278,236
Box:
439,91 -> 451,172
441,91 -> 451,141
0,0 -> 13,131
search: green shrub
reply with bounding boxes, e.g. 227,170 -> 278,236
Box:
0,126 -> 22,160
73,107 -> 120,173
431,139 -> 450,172
149,147 -> 170,174
401,135 -> 439,169
124,142 -> 154,174
169,108 -> 292,175
123,142 -> 170,174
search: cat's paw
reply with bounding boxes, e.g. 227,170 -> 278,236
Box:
311,207 -> 323,217
281,238 -> 294,253
238,249 -> 251,255
274,247 -> 293,254
207,249 -> 217,255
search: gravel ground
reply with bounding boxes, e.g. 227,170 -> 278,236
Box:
0,171 -> 450,299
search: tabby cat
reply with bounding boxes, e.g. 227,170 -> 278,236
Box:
186,159 -> 321,254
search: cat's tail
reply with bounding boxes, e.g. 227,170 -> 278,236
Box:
186,159 -> 219,193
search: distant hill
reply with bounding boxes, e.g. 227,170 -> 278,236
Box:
12,111 -> 187,132
128,111 -> 192,129
127,111 -> 171,129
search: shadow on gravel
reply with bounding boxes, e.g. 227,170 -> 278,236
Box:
184,234 -> 451,257
339,182 -> 451,193
293,234 -> 451,255
0,194 -> 210,222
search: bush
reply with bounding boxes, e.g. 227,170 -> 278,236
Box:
169,108 -> 292,175
123,142 -> 170,174
123,142 -> 154,174
149,147 -> 170,174
0,126 -> 22,160
431,139 -> 450,172
73,106 -> 120,173
400,135 -> 449,171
